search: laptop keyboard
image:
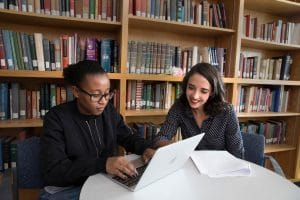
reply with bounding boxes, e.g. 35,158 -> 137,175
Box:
112,164 -> 148,187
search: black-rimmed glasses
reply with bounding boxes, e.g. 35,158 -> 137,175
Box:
77,86 -> 115,102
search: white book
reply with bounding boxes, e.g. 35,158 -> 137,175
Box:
34,33 -> 45,71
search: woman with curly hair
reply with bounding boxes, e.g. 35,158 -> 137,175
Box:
153,63 -> 244,158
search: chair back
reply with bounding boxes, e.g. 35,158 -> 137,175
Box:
241,133 -> 265,166
17,137 -> 43,188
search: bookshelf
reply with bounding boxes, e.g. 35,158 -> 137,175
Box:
0,0 -> 300,181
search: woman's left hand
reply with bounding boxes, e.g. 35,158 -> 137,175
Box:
142,148 -> 155,163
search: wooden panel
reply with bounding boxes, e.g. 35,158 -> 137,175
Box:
0,70 -> 123,80
237,112 -> 300,118
265,144 -> 296,153
125,116 -> 166,124
267,150 -> 297,178
0,9 -> 121,32
129,16 -> 235,37
124,109 -> 169,117
245,0 -> 300,16
241,37 -> 300,50
19,189 -> 41,200
290,51 -> 300,81
0,119 -> 43,128
236,78 -> 300,86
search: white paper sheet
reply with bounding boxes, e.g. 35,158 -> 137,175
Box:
191,150 -> 251,178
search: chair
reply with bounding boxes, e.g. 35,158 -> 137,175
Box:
241,132 -> 285,177
12,137 -> 43,200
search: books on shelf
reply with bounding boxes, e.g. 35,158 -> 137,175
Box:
0,29 -> 119,73
0,82 -> 74,120
129,0 -> 227,28
240,119 -> 286,145
243,14 -> 300,45
0,0 -> 120,21
238,52 -> 293,80
128,122 -> 182,143
235,85 -> 289,113
127,40 -> 226,76
126,81 -> 181,110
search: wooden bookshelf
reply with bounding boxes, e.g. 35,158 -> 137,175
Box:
239,0 -> 300,179
0,0 -> 300,180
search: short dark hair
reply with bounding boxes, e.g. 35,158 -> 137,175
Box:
63,60 -> 106,86
180,63 -> 227,116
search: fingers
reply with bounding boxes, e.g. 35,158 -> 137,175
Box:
142,148 -> 156,163
106,156 -> 137,179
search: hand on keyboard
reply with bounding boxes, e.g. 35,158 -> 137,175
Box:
106,156 -> 138,179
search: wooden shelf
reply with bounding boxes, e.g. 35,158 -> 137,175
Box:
245,0 -> 300,16
236,78 -> 300,86
237,112 -> 300,118
223,78 -> 235,83
0,119 -> 43,128
265,144 -> 296,153
0,70 -> 123,80
124,109 -> 169,117
241,37 -> 300,50
125,74 -> 183,82
0,9 -> 121,31
129,15 -> 235,36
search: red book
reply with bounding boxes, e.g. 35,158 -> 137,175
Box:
0,30 -> 7,69
26,90 -> 32,119
44,0 -> 51,14
60,35 -> 69,68
70,0 -> 75,17
107,0 -> 112,20
98,0 -> 102,19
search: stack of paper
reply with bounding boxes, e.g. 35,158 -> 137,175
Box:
191,150 -> 251,178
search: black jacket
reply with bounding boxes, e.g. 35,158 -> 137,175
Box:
40,100 -> 150,187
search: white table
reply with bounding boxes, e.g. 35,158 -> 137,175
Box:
80,154 -> 300,200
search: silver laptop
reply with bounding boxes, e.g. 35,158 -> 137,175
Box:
107,133 -> 205,191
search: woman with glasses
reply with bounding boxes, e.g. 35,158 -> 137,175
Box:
40,60 -> 155,200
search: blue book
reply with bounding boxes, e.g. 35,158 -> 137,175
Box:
0,136 -> 8,172
2,30 -> 14,70
151,0 -> 155,18
0,83 -> 9,120
100,39 -> 112,72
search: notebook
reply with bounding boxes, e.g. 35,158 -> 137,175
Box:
106,133 -> 205,191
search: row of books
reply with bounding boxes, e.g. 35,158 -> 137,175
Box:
243,15 -> 300,45
127,40 -> 226,76
0,29 -> 119,72
126,81 -> 181,110
0,82 -> 74,120
0,0 -> 120,21
235,86 -> 289,113
128,122 -> 182,143
238,53 -> 292,80
129,0 -> 227,28
0,129 -> 32,172
0,136 -> 17,171
240,120 -> 286,144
